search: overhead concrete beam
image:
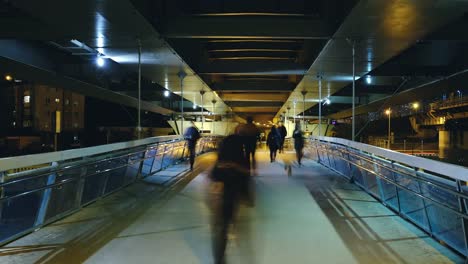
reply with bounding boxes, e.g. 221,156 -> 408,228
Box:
198,61 -> 307,75
212,81 -> 296,92
163,16 -> 333,39
232,107 -> 280,113
221,93 -> 289,102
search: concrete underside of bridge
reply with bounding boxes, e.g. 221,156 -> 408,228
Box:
3,0 -> 468,128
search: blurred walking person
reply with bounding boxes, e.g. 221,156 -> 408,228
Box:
267,126 -> 281,162
234,116 -> 260,172
277,122 -> 287,153
210,135 -> 250,264
184,124 -> 200,170
293,123 -> 304,166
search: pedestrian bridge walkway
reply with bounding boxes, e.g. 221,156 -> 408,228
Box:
0,149 -> 462,263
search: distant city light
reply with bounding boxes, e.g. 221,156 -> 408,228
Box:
412,102 -> 419,109
96,56 -> 105,67
366,75 -> 372,84
55,98 -> 60,103
5,74 -> 13,81
385,109 -> 391,115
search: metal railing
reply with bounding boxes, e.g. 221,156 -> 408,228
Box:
0,135 -> 221,246
305,136 -> 468,257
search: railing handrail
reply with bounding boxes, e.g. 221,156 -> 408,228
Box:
313,136 -> 468,182
0,135 -> 183,172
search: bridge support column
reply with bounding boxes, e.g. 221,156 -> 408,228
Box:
439,130 -> 451,159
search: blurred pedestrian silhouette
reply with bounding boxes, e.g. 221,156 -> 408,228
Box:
267,126 -> 281,162
234,116 -> 260,172
293,123 -> 304,166
277,122 -> 287,153
210,135 -> 250,264
183,124 -> 200,170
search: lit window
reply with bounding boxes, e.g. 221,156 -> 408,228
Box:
23,95 -> 30,103
65,99 -> 69,105
55,98 -> 60,103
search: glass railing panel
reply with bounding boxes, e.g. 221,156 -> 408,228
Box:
141,147 -> 157,177
0,193 -> 41,244
125,152 -> 144,183
426,202 -> 465,254
151,144 -> 166,174
43,167 -> 81,222
394,174 -> 430,231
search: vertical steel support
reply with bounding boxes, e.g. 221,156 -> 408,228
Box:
212,100 -> 217,134
318,76 -> 322,137
74,158 -> 88,208
372,155 -> 385,204
414,168 -> 432,233
35,162 -> 58,226
352,42 -> 356,141
137,40 -> 142,139
301,91 -> 307,129
293,101 -> 297,124
0,172 -> 5,221
200,90 -> 205,130
388,111 -> 391,149
287,106 -> 291,137
178,70 -> 187,135
456,180 -> 468,257
391,162 -> 402,214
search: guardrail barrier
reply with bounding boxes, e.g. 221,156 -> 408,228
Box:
306,136 -> 468,257
0,135 -> 220,246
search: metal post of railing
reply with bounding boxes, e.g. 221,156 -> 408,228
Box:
391,161 -> 402,214
456,180 -> 468,257
372,155 -> 386,205
74,159 -> 88,208
421,140 -> 424,154
414,168 -> 433,234
35,162 -> 58,226
404,140 -> 406,152
0,172 -> 4,221
160,144 -> 167,171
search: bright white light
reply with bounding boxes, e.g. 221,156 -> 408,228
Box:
325,98 -> 331,105
164,90 -> 170,97
96,57 -> 105,67
366,75 -> 372,84
193,104 -> 197,109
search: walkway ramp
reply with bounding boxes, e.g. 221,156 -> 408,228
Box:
0,152 -> 462,264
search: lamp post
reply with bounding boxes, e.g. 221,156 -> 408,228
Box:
385,108 -> 391,149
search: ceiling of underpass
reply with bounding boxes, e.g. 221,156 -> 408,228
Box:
2,0 -> 468,123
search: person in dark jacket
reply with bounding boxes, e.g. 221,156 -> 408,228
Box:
184,125 -> 200,170
210,135 -> 250,264
293,123 -> 304,166
277,122 -> 287,153
267,126 -> 281,162
235,116 -> 260,172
